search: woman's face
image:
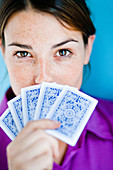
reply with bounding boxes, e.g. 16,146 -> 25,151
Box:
2,9 -> 93,96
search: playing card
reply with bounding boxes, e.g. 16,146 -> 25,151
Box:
34,82 -> 64,120
0,108 -> 19,140
8,95 -> 23,132
46,86 -> 98,146
21,84 -> 41,126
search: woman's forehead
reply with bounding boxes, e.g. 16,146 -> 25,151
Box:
4,10 -> 83,46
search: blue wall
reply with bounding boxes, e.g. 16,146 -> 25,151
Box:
81,0 -> 113,100
0,51 -> 10,102
0,0 -> 113,102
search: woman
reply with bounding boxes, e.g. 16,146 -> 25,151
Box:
0,0 -> 113,170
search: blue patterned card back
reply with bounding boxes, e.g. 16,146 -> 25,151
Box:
39,86 -> 62,119
13,97 -> 24,127
21,84 -> 41,125
46,86 -> 98,146
8,95 -> 24,132
26,88 -> 40,121
34,82 -> 65,120
0,108 -> 19,140
50,90 -> 91,137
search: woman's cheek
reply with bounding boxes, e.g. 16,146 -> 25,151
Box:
8,64 -> 34,95
52,60 -> 84,88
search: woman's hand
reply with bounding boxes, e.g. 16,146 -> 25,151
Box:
7,119 -> 60,170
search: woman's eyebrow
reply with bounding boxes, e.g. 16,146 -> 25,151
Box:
8,39 -> 78,50
8,43 -> 33,50
51,39 -> 79,49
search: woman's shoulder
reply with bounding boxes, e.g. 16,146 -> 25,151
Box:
0,91 -> 8,116
86,97 -> 113,140
0,87 -> 15,116
0,88 -> 12,170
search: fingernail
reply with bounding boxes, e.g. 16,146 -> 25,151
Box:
54,121 -> 61,125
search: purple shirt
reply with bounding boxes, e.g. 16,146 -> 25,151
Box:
0,88 -> 113,170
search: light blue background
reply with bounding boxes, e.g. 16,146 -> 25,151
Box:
0,0 -> 113,103
0,51 -> 10,102
81,0 -> 113,101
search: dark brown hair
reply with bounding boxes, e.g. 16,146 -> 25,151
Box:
0,0 -> 96,47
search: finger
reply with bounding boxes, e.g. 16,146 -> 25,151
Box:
9,130 -> 59,159
21,151 -> 53,170
8,147 -> 53,170
16,138 -> 54,161
15,119 -> 60,143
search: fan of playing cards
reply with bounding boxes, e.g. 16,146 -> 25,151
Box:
0,82 -> 98,146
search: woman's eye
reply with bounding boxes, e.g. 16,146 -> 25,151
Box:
14,51 -> 32,58
55,49 -> 72,58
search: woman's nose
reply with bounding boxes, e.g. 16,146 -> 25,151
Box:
35,72 -> 53,84
34,58 -> 53,84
